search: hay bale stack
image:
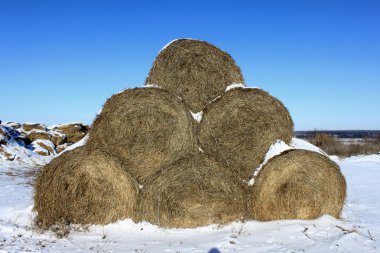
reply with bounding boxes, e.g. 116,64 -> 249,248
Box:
139,153 -> 247,228
145,39 -> 245,112
87,87 -> 196,183
34,147 -> 139,228
251,149 -> 346,221
198,88 -> 294,178
32,39 -> 347,229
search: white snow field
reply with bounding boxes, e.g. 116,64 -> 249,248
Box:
0,152 -> 379,252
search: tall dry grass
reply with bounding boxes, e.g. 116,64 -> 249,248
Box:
308,131 -> 380,157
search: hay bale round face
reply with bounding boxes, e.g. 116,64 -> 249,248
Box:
87,87 -> 197,183
138,154 -> 247,228
34,147 -> 139,228
145,39 -> 245,112
198,88 -> 294,179
251,150 -> 347,221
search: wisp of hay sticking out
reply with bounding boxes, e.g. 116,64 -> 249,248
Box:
198,88 -> 294,179
34,147 -> 139,229
87,87 -> 196,183
138,153 -> 247,228
251,149 -> 346,221
145,39 -> 245,112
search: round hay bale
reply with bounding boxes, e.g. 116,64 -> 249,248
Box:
251,149 -> 346,221
26,130 -> 51,142
54,123 -> 89,143
138,153 -> 247,228
87,87 -> 196,183
145,39 -> 245,112
6,121 -> 21,129
51,132 -> 67,146
198,88 -> 294,178
34,147 -> 139,229
22,123 -> 46,132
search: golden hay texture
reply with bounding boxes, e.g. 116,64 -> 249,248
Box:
251,149 -> 346,221
34,147 -> 139,229
26,131 -> 51,142
22,123 -> 46,131
87,87 -> 197,183
55,123 -> 90,143
145,39 -> 245,112
198,88 -> 294,179
138,153 -> 248,228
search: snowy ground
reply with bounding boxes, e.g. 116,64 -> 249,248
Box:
0,155 -> 379,252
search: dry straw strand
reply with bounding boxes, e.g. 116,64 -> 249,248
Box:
251,149 -> 346,221
145,39 -> 245,112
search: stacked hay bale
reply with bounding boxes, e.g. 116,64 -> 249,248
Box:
34,147 -> 139,228
138,153 -> 248,228
34,38 -> 346,230
86,87 -> 197,183
250,150 -> 346,221
198,88 -> 294,179
145,39 -> 245,112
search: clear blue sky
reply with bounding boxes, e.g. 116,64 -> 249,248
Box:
1,0 -> 379,130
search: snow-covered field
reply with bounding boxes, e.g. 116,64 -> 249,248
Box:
0,154 -> 379,252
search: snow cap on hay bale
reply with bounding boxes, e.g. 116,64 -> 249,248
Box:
145,39 -> 245,112
87,87 -> 197,183
251,149 -> 346,221
198,88 -> 294,179
138,153 -> 247,228
34,147 -> 139,229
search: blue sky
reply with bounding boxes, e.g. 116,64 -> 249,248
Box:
0,0 -> 379,130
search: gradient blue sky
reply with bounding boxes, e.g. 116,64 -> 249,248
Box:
1,0 -> 379,130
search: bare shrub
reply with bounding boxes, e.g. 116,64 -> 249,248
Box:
308,131 -> 380,157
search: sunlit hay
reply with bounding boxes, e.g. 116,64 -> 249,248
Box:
251,149 -> 346,221
87,87 -> 197,183
34,147 -> 139,229
22,123 -> 46,131
145,39 -> 245,112
198,88 -> 294,179
138,153 -> 248,228
54,123 -> 89,143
